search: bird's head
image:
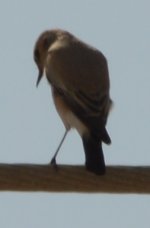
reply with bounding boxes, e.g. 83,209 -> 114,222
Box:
33,30 -> 56,87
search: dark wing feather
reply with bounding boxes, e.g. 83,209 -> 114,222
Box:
54,86 -> 111,144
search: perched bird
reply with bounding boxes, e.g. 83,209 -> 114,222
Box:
34,29 -> 112,175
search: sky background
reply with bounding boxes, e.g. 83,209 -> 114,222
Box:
0,0 -> 150,227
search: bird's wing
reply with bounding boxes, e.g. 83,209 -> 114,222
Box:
46,41 -> 111,143
53,85 -> 111,144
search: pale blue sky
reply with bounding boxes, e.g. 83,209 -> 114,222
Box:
0,0 -> 150,227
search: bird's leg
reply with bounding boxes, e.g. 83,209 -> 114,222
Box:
50,130 -> 68,166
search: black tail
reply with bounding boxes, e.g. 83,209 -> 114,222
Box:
82,135 -> 106,175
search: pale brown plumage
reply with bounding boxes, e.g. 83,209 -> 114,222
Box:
34,29 -> 112,174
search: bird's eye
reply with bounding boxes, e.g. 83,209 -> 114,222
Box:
43,37 -> 50,49
43,33 -> 55,50
34,49 -> 40,63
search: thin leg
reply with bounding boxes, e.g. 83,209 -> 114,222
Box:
50,130 -> 68,166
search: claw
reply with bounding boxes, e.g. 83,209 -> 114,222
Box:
50,157 -> 56,166
50,130 -> 68,169
50,157 -> 58,171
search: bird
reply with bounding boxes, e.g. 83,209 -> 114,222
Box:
33,29 -> 112,175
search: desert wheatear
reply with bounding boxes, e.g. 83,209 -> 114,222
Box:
34,29 -> 112,175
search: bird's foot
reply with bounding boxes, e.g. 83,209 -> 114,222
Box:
50,157 -> 58,171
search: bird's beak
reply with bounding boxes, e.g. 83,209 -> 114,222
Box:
36,68 -> 43,87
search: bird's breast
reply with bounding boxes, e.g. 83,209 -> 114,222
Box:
52,87 -> 88,137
